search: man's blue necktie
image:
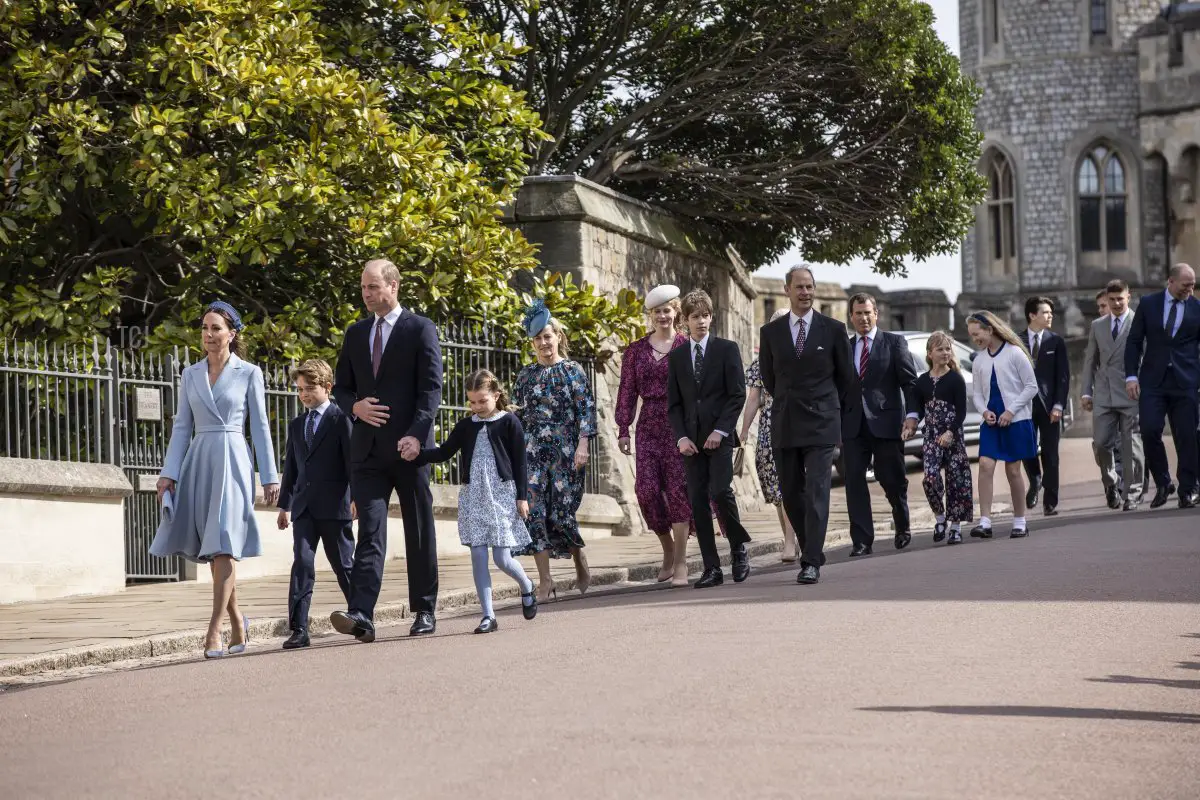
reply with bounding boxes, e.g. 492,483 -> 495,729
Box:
305,409 -> 318,448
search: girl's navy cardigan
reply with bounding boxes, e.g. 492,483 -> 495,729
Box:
414,412 -> 528,499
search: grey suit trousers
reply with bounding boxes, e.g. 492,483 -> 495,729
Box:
1092,404 -> 1143,501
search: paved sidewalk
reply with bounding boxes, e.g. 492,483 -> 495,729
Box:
1,484 -> 935,677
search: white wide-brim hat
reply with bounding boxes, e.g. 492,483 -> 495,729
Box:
644,284 -> 680,311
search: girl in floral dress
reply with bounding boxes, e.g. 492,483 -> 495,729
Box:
513,301 -> 598,601
906,331 -> 974,545
616,284 -> 724,587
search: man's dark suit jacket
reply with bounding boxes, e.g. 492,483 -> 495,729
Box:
1021,328 -> 1071,414
842,330 -> 919,441
666,336 -> 745,447
278,404 -> 353,521
333,309 -> 443,463
759,310 -> 855,449
1124,291 -> 1200,392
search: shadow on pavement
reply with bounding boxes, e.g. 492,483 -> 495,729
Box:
1087,675 -> 1200,690
858,705 -> 1200,725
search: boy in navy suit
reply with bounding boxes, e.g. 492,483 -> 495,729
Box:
277,359 -> 356,649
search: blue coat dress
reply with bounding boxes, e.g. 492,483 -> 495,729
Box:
150,355 -> 279,563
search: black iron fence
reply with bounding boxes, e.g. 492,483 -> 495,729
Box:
0,323 -> 600,582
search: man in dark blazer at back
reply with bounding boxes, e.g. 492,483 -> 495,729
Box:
667,289 -> 753,588
1021,296 -> 1071,516
276,359 -> 355,649
760,265 -> 856,585
1125,263 -> 1200,509
331,258 -> 443,643
842,292 -> 919,555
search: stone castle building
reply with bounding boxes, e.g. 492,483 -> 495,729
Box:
957,0 -> 1200,334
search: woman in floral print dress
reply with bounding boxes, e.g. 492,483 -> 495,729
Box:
739,308 -> 798,562
513,301 -> 598,601
616,284 -> 723,587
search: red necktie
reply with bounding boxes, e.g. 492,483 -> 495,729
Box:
858,336 -> 870,379
371,319 -> 384,377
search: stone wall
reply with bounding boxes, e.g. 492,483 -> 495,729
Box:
958,0 -> 1166,334
506,176 -> 764,536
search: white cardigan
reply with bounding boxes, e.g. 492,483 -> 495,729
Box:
972,341 -> 1039,422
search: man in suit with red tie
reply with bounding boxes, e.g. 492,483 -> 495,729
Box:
1125,263 -> 1200,509
759,266 -> 856,585
841,292 -> 919,555
331,259 -> 444,643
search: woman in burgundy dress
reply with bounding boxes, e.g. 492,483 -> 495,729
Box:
616,285 -> 721,587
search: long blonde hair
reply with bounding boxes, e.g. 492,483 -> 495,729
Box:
925,331 -> 961,372
968,310 -> 1032,361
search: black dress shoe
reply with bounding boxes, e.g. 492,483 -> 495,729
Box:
473,616 -> 498,634
1123,497 -> 1140,511
1043,505 -> 1057,517
796,564 -> 820,585
331,610 -> 374,642
932,523 -> 946,543
1180,493 -> 1197,509
1026,478 -> 1041,509
731,547 -> 750,583
409,611 -> 436,636
1150,483 -> 1176,509
894,531 -> 912,550
520,589 -> 538,620
969,525 -> 992,538
1010,525 -> 1029,538
1105,486 -> 1120,510
849,543 -> 872,557
694,567 -> 724,588
282,630 -> 310,649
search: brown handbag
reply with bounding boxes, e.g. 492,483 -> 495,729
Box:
732,445 -> 746,478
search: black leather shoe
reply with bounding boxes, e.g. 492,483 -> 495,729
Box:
797,564 -> 820,585
969,525 -> 992,538
1151,483 -> 1176,509
694,567 -> 724,588
473,616 -> 498,634
1010,525 -> 1029,538
520,589 -> 538,621
282,630 -> 310,649
1043,505 -> 1057,517
932,523 -> 946,543
1026,478 -> 1041,509
1105,486 -> 1120,510
731,547 -> 750,583
330,610 -> 374,642
1180,493 -> 1197,509
894,531 -> 912,550
409,611 -> 436,636
849,543 -> 872,557
1123,497 -> 1140,511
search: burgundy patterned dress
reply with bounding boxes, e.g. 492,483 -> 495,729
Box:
616,334 -> 722,535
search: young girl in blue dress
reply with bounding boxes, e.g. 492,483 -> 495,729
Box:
413,370 -> 537,634
966,311 -> 1040,539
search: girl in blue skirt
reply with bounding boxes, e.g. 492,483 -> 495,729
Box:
966,311 -> 1039,539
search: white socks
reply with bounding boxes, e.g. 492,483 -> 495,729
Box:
1012,516 -> 1026,529
979,516 -> 992,530
936,514 -> 946,525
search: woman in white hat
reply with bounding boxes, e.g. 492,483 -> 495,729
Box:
738,307 -> 798,561
615,284 -> 722,586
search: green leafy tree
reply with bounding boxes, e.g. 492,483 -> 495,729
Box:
0,0 -> 643,359
471,0 -> 986,272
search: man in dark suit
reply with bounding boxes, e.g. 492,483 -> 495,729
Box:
1125,263 -> 1200,509
759,266 -> 855,585
331,258 -> 443,642
667,289 -> 752,588
277,359 -> 355,649
842,292 -> 919,555
1021,296 -> 1071,516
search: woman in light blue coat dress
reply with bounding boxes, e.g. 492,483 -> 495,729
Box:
151,302 -> 280,658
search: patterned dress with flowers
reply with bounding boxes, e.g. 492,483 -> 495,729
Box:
512,360 -> 598,558
914,369 -> 974,523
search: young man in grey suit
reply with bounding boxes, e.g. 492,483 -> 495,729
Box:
759,265 -> 855,585
1082,280 -> 1143,510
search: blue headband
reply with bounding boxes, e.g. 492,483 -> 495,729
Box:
521,298 -> 552,339
205,300 -> 245,331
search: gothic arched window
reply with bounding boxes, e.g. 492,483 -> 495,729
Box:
1078,145 -> 1128,269
985,151 -> 1018,277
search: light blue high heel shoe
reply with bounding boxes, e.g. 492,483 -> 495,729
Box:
204,647 -> 226,659
227,618 -> 250,655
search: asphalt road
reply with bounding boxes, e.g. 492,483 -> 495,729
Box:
2,498 -> 1197,799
